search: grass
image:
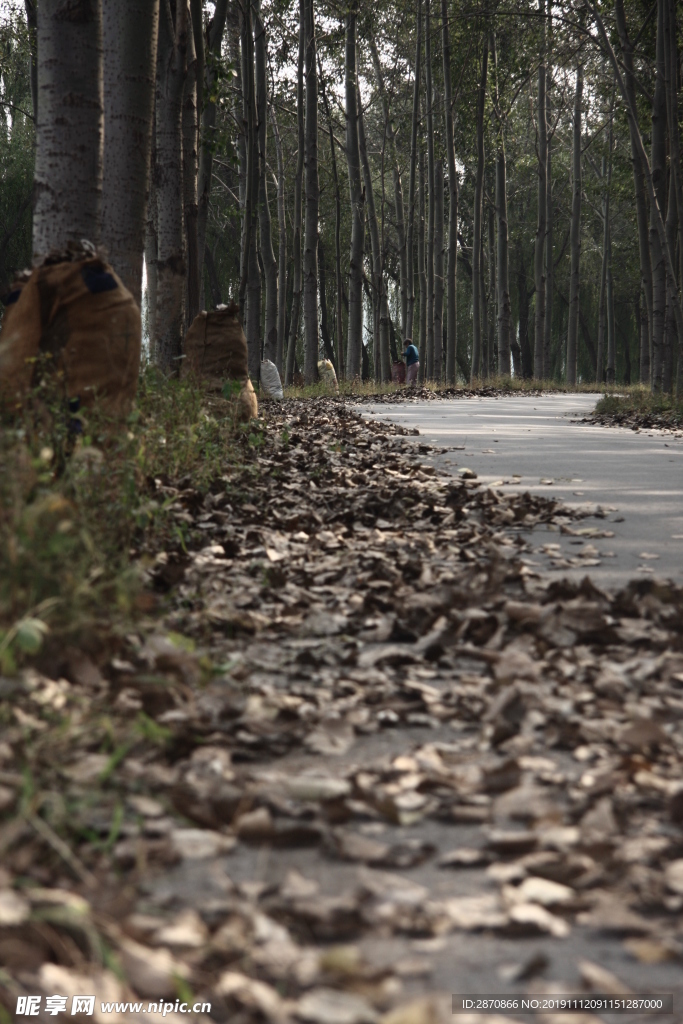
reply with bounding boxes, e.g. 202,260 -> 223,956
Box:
282,375 -> 628,400
594,385 -> 683,419
0,366 -> 247,673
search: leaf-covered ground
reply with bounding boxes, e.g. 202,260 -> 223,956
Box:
2,398 -> 683,1023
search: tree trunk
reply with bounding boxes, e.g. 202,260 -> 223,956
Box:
650,0 -> 667,392
615,0 -> 653,383
597,156 -> 608,383
33,0 -> 103,257
433,156 -> 444,381
471,35 -> 489,380
319,72 -> 344,379
663,0 -> 680,394
405,0 -> 422,345
425,0 -> 435,380
488,203 -> 496,376
24,0 -> 38,121
318,235 -> 336,370
270,103 -> 287,377
345,0 -> 364,379
155,1 -> 188,374
182,9 -> 200,329
254,0 -> 278,364
285,0 -> 305,385
566,61 -> 582,385
102,0 -> 158,307
639,282 -> 650,384
302,0 -> 319,384
369,37 -> 407,342
230,6 -> 246,288
358,91 -> 390,382
442,0 -> 457,383
606,221 -> 616,384
533,0 -> 547,378
197,0 -> 229,305
418,145 -> 427,379
241,3 -> 261,381
517,245 -> 532,378
492,32 -> 511,376
543,48 -> 553,379
145,129 -> 158,357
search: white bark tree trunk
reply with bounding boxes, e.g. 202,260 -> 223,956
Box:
565,62 -> 582,385
102,0 -> 159,307
302,0 -> 319,384
33,0 -> 104,258
154,0 -> 187,374
345,0 -> 364,380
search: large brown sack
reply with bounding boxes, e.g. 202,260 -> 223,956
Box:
0,256 -> 141,416
181,304 -> 249,382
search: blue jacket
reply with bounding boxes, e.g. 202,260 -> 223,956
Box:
404,343 -> 419,366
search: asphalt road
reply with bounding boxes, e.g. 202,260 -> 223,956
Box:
360,393 -> 683,589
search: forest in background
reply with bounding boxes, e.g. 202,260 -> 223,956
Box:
0,0 -> 681,392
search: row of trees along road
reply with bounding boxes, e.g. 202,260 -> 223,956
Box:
1,0 -> 682,392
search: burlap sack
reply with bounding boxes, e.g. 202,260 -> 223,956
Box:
181,304 -> 249,382
238,378 -> 258,421
0,257 -> 140,416
317,358 -> 339,393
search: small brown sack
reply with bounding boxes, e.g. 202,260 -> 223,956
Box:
181,304 -> 248,383
237,378 -> 258,421
0,257 -> 141,416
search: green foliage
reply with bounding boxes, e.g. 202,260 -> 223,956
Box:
0,370 -> 242,665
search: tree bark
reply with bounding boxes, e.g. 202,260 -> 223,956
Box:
270,103 -> 287,377
145,128 -> 158,357
663,0 -> 680,394
155,1 -> 188,374
433,156 -> 444,381
33,0 -> 103,258
442,0 -> 457,383
533,0 -> 547,378
492,31 -> 511,376
606,221 -> 616,384
24,0 -> 38,121
597,156 -> 608,383
615,0 -> 653,384
182,7 -> 200,328
471,34 -> 489,380
241,2 -> 261,381
345,0 -> 364,380
418,145 -> 427,379
319,72 -> 344,379
102,1 -> 158,306
318,235 -> 336,370
543,44 -> 553,379
488,203 -> 496,376
566,61 -> 582,385
302,0 -> 319,384
517,244 -> 532,378
650,0 -> 667,391
425,0 -> 435,380
369,36 -> 407,341
197,0 -> 229,304
255,0 -> 278,364
285,0 -> 305,385
405,0 -> 422,345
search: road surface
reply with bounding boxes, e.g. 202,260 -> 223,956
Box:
361,393 -> 683,589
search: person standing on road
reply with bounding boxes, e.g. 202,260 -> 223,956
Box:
404,339 -> 419,386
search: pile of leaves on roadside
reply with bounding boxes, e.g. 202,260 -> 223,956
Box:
350,385 -> 551,405
1,397 -> 683,1022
